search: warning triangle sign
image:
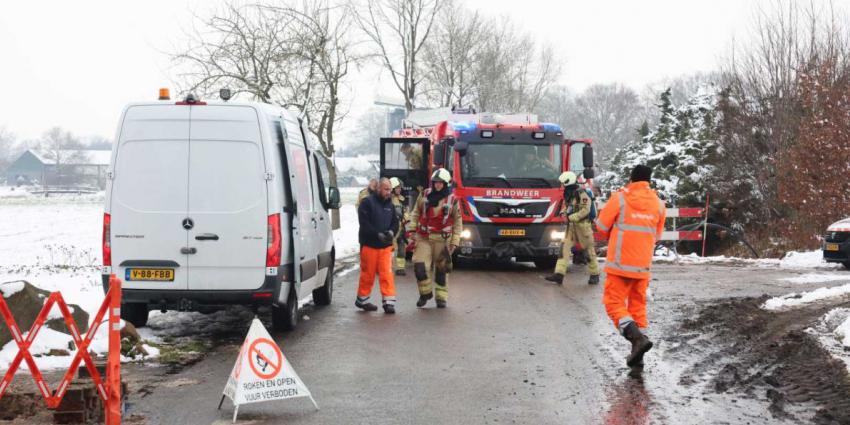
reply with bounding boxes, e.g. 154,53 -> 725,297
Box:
221,318 -> 317,422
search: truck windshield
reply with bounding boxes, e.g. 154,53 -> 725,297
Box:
460,143 -> 561,188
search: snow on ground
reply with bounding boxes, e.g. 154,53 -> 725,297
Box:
781,273 -> 850,284
763,283 -> 850,310
810,308 -> 850,372
0,186 -> 365,370
656,249 -> 842,270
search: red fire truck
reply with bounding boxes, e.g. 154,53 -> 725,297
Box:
379,108 -> 594,269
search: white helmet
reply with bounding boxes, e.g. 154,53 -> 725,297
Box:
431,168 -> 451,184
389,177 -> 402,189
558,171 -> 577,186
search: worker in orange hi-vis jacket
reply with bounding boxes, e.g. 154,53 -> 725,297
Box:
594,164 -> 666,375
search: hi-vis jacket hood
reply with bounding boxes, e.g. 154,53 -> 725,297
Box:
595,181 -> 667,279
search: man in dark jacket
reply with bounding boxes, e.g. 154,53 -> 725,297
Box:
356,178 -> 400,313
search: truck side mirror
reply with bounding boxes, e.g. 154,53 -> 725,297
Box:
583,168 -> 595,179
582,144 -> 594,169
327,187 -> 341,209
433,144 -> 446,167
454,141 -> 469,157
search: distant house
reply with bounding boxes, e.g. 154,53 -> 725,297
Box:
6,149 -> 112,188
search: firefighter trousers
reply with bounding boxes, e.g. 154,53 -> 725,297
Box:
357,246 -> 396,305
394,236 -> 406,270
412,234 -> 451,301
602,273 -> 649,330
555,221 -> 600,275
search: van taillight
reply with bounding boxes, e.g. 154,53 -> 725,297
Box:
103,213 -> 112,266
266,214 -> 281,267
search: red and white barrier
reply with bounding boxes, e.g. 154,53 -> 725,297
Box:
0,275 -> 122,424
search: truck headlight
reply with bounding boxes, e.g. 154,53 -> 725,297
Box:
461,229 -> 472,240
550,230 -> 565,241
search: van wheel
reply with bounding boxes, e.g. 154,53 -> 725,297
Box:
272,289 -> 298,332
313,259 -> 334,306
534,257 -> 558,270
122,303 -> 149,328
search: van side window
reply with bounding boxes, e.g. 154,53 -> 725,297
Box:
313,154 -> 331,209
285,119 -> 314,212
271,121 -> 293,207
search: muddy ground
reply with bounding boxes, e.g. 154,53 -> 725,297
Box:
3,261 -> 850,424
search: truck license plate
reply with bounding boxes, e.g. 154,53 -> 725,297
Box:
498,229 -> 526,237
126,268 -> 175,281
826,243 -> 840,251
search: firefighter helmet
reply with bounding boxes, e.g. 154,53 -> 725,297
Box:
558,171 -> 577,186
390,177 -> 402,189
431,168 -> 451,184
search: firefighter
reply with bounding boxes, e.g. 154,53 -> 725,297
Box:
519,151 -> 557,175
390,177 -> 409,276
544,171 -> 601,285
595,165 -> 666,375
400,143 -> 423,170
410,168 -> 462,308
356,178 -> 378,208
356,178 -> 399,314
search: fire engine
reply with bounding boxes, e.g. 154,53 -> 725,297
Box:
379,107 -> 594,269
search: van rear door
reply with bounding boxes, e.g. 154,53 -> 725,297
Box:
186,105 -> 268,291
111,105 -> 190,291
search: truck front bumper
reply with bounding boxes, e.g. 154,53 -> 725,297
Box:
456,223 -> 563,261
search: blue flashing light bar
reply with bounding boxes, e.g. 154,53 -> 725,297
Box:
449,121 -> 477,134
540,123 -> 562,133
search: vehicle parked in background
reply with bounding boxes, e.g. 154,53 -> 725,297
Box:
824,217 -> 850,269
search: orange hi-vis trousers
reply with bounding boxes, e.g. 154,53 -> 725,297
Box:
357,246 -> 396,305
602,273 -> 649,331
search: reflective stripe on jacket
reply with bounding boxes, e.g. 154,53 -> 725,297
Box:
594,181 -> 666,279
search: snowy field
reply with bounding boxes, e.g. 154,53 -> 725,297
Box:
0,186 -> 362,370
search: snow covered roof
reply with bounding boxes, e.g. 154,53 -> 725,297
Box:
27,149 -> 111,166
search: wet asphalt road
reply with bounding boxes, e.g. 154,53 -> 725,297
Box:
127,260 -> 850,425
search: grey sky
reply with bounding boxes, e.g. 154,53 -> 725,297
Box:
0,0 -> 770,144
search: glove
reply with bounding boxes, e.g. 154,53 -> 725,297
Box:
387,230 -> 395,240
377,232 -> 390,244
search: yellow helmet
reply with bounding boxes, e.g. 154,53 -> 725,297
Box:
431,168 -> 451,184
390,177 -> 402,189
558,171 -> 577,185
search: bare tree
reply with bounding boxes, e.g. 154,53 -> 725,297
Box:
173,1 -> 363,196
38,127 -> 85,186
474,17 -> 559,113
420,0 -> 485,108
353,0 -> 444,111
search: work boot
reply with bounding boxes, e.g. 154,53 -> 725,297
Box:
628,360 -> 644,378
436,299 -> 447,309
395,269 -> 406,276
544,273 -> 564,284
588,275 -> 600,285
622,322 -> 653,367
355,300 -> 378,312
383,304 -> 396,314
416,292 -> 433,307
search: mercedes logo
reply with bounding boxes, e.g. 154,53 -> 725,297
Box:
182,218 -> 194,230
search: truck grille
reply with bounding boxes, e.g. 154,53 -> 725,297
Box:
472,200 -> 551,219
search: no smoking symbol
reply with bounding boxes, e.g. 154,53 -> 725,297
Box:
249,338 -> 283,380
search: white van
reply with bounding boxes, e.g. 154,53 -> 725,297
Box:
102,93 -> 340,331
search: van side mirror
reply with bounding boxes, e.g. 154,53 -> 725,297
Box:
327,187 -> 341,209
583,168 -> 595,179
582,144 -> 594,168
433,144 -> 446,167
454,141 -> 469,157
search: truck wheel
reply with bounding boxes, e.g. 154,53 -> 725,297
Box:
844,261 -> 850,270
313,259 -> 334,306
121,303 -> 149,328
272,289 -> 298,332
534,258 -> 558,270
